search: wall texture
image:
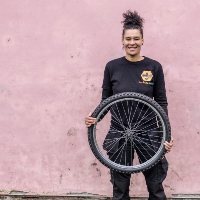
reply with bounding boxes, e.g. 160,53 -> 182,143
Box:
0,0 -> 200,198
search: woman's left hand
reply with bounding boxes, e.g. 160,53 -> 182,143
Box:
164,136 -> 174,153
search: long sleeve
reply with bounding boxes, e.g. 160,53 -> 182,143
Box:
97,89 -> 113,122
153,64 -> 168,116
154,92 -> 168,116
101,89 -> 113,101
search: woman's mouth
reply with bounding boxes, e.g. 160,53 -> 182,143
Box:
128,47 -> 137,50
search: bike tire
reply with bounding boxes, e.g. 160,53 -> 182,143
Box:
88,92 -> 171,174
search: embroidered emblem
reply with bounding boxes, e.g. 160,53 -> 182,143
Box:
139,81 -> 154,85
141,71 -> 153,81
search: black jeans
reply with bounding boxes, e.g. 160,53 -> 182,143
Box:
108,138 -> 168,200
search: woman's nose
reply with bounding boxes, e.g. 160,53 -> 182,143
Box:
130,39 -> 135,44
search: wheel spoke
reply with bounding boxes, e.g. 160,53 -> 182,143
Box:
121,100 -> 130,128
134,115 -> 157,130
134,135 -> 158,153
106,135 -> 126,153
115,103 -> 126,129
109,139 -> 127,160
133,107 -> 151,129
131,139 -> 149,162
110,106 -> 127,130
130,101 -> 140,125
135,104 -> 145,126
114,141 -> 127,163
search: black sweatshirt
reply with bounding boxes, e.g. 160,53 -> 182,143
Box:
101,56 -> 168,116
101,56 -> 169,152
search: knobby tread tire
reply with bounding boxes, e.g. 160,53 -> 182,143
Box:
88,92 -> 171,174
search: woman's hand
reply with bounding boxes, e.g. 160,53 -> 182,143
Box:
164,136 -> 174,153
85,112 -> 97,128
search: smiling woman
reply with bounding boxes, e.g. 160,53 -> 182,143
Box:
85,10 -> 174,200
121,10 -> 144,62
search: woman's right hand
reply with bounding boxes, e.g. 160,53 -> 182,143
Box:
85,112 -> 97,128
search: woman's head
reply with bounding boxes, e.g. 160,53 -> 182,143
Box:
122,10 -> 144,39
122,10 -> 144,58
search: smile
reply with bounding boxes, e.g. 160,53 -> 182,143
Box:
128,47 -> 137,50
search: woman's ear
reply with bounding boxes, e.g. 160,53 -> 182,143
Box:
142,38 -> 144,45
122,39 -> 124,49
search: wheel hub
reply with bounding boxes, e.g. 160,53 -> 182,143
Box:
125,129 -> 134,139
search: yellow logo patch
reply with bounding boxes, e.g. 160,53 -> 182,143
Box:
141,71 -> 153,81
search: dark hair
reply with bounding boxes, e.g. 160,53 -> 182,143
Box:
121,10 -> 144,38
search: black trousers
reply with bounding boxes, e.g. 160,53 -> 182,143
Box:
108,138 -> 168,200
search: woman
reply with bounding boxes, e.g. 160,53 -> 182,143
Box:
85,10 -> 173,200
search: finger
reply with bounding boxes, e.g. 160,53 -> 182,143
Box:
164,142 -> 170,147
165,146 -> 170,150
85,121 -> 96,126
86,124 -> 91,128
165,142 -> 173,147
85,121 -> 92,125
85,121 -> 97,127
164,141 -> 173,147
86,121 -> 96,127
171,137 -> 174,144
86,122 -> 94,127
165,147 -> 172,153
89,112 -> 92,117
164,143 -> 172,150
89,121 -> 96,124
169,136 -> 174,144
164,144 -> 172,149
85,117 -> 97,121
164,141 -> 169,145
87,117 -> 97,121
165,148 -> 171,152
86,119 -> 97,123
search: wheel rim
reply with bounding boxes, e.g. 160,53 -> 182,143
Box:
89,93 -> 170,173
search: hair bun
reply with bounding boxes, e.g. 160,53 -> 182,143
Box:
122,10 -> 144,28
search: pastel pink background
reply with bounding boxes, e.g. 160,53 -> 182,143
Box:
0,0 -> 200,198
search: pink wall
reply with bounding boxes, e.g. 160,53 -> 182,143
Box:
0,0 -> 200,198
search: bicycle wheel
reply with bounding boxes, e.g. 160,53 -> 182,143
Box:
88,92 -> 171,173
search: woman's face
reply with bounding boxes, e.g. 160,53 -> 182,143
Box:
122,29 -> 144,57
